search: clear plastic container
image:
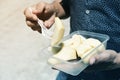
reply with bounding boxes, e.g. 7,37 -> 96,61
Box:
44,30 -> 110,76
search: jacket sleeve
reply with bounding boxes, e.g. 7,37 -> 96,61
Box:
60,0 -> 70,17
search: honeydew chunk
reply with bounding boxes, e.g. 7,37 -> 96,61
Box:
51,17 -> 65,46
81,49 -> 97,64
97,44 -> 105,52
48,46 -> 77,65
77,38 -> 105,64
81,45 -> 105,64
83,38 -> 102,48
47,58 -> 60,65
72,34 -> 86,44
63,34 -> 86,49
70,34 -> 86,49
76,44 -> 93,57
63,38 -> 73,46
83,38 -> 105,52
54,46 -> 77,60
50,43 -> 64,54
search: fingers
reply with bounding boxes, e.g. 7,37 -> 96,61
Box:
26,20 -> 41,32
44,3 -> 55,14
32,3 -> 56,28
43,4 -> 56,28
84,50 -> 118,72
24,6 -> 42,32
24,7 -> 38,21
89,50 -> 117,65
26,19 -> 37,27
24,2 -> 56,32
44,13 -> 56,28
32,2 -> 46,14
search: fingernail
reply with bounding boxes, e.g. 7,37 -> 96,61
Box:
90,57 -> 95,65
44,22 -> 50,28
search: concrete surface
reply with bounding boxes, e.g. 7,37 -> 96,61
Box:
0,0 -> 70,80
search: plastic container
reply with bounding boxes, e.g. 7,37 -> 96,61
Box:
45,30 -> 110,76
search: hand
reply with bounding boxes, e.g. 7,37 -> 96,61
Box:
24,2 -> 56,32
85,50 -> 120,72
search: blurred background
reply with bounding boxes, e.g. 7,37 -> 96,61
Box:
0,0 -> 70,80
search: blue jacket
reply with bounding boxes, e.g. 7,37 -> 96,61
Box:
69,0 -> 120,52
56,0 -> 120,80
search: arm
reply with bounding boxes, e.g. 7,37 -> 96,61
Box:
52,0 -> 70,19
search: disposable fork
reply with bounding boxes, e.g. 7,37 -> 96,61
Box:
29,8 -> 62,49
29,7 -> 53,39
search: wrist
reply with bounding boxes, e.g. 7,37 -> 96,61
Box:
51,1 -> 67,18
52,1 -> 59,16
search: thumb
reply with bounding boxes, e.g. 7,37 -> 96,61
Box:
32,3 -> 45,15
44,13 -> 56,28
89,57 -> 96,65
89,53 -> 109,65
89,50 -> 117,65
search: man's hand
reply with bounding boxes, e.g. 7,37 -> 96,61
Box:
24,2 -> 56,32
85,50 -> 120,72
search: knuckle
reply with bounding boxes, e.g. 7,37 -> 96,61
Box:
24,7 -> 34,20
36,2 -> 46,9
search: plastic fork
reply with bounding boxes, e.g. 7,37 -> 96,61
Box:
29,7 -> 53,39
29,8 -> 62,49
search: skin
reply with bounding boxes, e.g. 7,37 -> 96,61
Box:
86,50 -> 120,72
24,0 -> 120,71
24,1 -> 66,32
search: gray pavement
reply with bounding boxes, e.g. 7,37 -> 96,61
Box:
0,0 -> 70,80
